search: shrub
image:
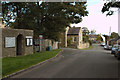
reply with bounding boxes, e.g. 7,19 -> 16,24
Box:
67,38 -> 72,45
89,40 -> 92,46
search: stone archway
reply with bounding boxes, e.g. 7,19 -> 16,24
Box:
16,34 -> 24,56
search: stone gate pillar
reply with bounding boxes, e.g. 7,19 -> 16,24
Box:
65,27 -> 69,47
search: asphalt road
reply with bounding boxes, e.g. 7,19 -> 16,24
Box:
12,44 -> 119,78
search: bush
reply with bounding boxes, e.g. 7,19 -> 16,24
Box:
83,36 -> 89,43
89,40 -> 92,46
67,38 -> 72,45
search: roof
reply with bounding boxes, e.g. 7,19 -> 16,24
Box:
67,27 -> 81,35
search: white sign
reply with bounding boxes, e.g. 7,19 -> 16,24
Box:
5,37 -> 15,48
26,36 -> 33,38
26,38 -> 33,46
26,36 -> 33,46
39,35 -> 43,39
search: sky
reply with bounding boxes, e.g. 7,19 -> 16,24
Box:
71,0 -> 119,35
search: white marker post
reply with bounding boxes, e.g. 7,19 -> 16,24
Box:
39,35 -> 43,52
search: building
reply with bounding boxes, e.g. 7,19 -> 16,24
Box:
89,34 -> 100,43
67,27 -> 83,48
60,26 -> 89,49
0,17 -> 34,58
89,35 -> 98,41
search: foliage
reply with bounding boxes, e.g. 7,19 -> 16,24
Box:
96,35 -> 101,41
2,49 -> 61,77
83,36 -> 89,43
88,40 -> 92,46
82,27 -> 89,43
67,38 -> 72,45
101,2 -> 120,16
110,32 -> 119,39
82,27 -> 89,36
90,29 -> 96,35
2,2 -> 88,41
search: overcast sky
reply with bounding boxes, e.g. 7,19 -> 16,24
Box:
71,0 -> 118,35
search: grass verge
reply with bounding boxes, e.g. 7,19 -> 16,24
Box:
2,49 -> 61,77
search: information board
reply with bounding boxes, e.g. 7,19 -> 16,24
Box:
5,37 -> 15,48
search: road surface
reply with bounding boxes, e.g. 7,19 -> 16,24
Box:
12,44 -> 119,78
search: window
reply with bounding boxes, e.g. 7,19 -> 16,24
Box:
74,37 -> 77,42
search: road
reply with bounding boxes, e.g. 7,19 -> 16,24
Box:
12,44 -> 119,78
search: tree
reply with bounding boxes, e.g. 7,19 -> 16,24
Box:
96,35 -> 101,41
101,2 -> 120,16
82,27 -> 89,35
110,32 -> 119,39
82,27 -> 89,42
2,2 -> 88,41
90,29 -> 96,35
83,36 -> 89,43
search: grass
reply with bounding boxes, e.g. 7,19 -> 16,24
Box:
2,49 -> 61,77
0,58 -> 2,78
80,45 -> 93,50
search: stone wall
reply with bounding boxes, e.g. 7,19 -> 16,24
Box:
24,30 -> 34,55
2,28 -> 33,57
42,39 -> 58,50
77,43 -> 89,49
42,39 -> 51,51
65,27 -> 69,47
52,41 -> 58,49
78,28 -> 83,44
60,33 -> 65,47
